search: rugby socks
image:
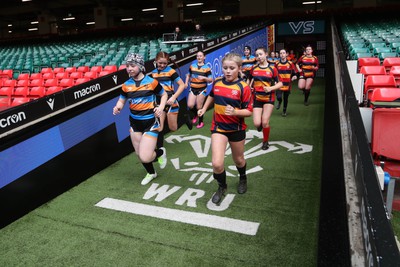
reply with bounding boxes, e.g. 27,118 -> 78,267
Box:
142,162 -> 155,174
304,90 -> 310,102
283,91 -> 289,110
198,115 -> 203,124
213,170 -> 227,188
157,131 -> 164,149
263,126 -> 270,143
152,148 -> 164,162
236,163 -> 247,180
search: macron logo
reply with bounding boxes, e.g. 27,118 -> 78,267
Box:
47,98 -> 55,110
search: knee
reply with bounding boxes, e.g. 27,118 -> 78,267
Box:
212,160 -> 225,174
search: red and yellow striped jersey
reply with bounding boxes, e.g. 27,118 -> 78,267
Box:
251,65 -> 280,102
209,77 -> 253,132
275,60 -> 297,91
297,55 -> 319,78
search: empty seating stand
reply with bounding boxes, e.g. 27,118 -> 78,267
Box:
369,87 -> 400,108
383,57 -> 400,73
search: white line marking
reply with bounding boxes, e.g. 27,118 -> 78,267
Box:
95,197 -> 260,236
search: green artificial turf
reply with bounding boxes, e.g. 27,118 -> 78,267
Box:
0,80 -> 325,266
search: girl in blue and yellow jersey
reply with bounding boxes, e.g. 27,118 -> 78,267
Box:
150,51 -> 190,149
250,47 -> 283,150
198,52 -> 253,204
267,51 -> 278,67
113,53 -> 168,186
275,49 -> 298,117
296,45 -> 319,106
241,45 -> 256,83
185,51 -> 213,129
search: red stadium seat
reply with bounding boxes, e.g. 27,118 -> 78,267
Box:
46,86 -> 63,95
1,69 -> 13,79
369,88 -> 400,107
3,79 -> 17,88
364,75 -> 397,95
17,73 -> 30,80
59,78 -> 74,88
84,71 -> 98,80
371,108 -> 400,161
11,97 -> 30,107
75,77 -> 90,85
42,72 -> 55,80
118,64 -> 126,70
69,71 -> 83,80
104,65 -> 117,72
77,66 -> 89,72
13,86 -> 29,97
0,97 -> 12,110
389,65 -> 400,87
382,57 -> 400,74
30,73 -> 43,80
0,86 -> 14,97
44,78 -> 59,88
16,79 -> 30,87
30,78 -> 44,87
53,67 -> 65,73
65,67 -> 77,73
358,57 -> 380,72
40,67 -> 53,74
29,86 -> 46,99
55,72 -> 69,80
359,65 -> 386,80
90,66 -> 103,73
99,70 -> 111,77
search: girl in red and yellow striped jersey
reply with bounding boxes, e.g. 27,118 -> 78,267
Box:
250,47 -> 283,150
185,51 -> 213,129
296,45 -> 319,106
113,53 -> 168,186
197,52 -> 253,204
275,49 -> 298,116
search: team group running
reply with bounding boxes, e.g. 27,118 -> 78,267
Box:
112,45 -> 319,204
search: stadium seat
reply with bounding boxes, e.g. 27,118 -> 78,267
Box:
358,57 -> 380,72
90,66 -> 103,73
99,70 -> 111,77
371,108 -> 400,161
77,66 -> 89,72
59,78 -> 74,88
75,77 -> 90,85
29,86 -> 46,99
389,65 -> 400,86
55,72 -> 69,80
382,57 -> 400,73
53,67 -> 65,73
65,66 -> 77,73
378,52 -> 398,61
69,71 -> 83,80
369,87 -> 400,108
44,78 -> 59,88
3,79 -> 17,88
0,86 -> 14,97
1,69 -> 13,79
30,73 -> 43,80
40,67 -> 53,74
11,97 -> 30,107
84,71 -> 98,80
13,86 -> 29,97
30,78 -> 44,87
0,97 -> 12,110
118,64 -> 126,70
364,75 -> 397,95
359,65 -> 386,82
42,72 -> 55,80
16,79 -> 30,87
104,65 -> 118,72
45,86 -> 63,95
17,73 -> 30,80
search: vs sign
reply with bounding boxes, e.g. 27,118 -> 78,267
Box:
277,20 -> 325,36
288,21 -> 315,34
